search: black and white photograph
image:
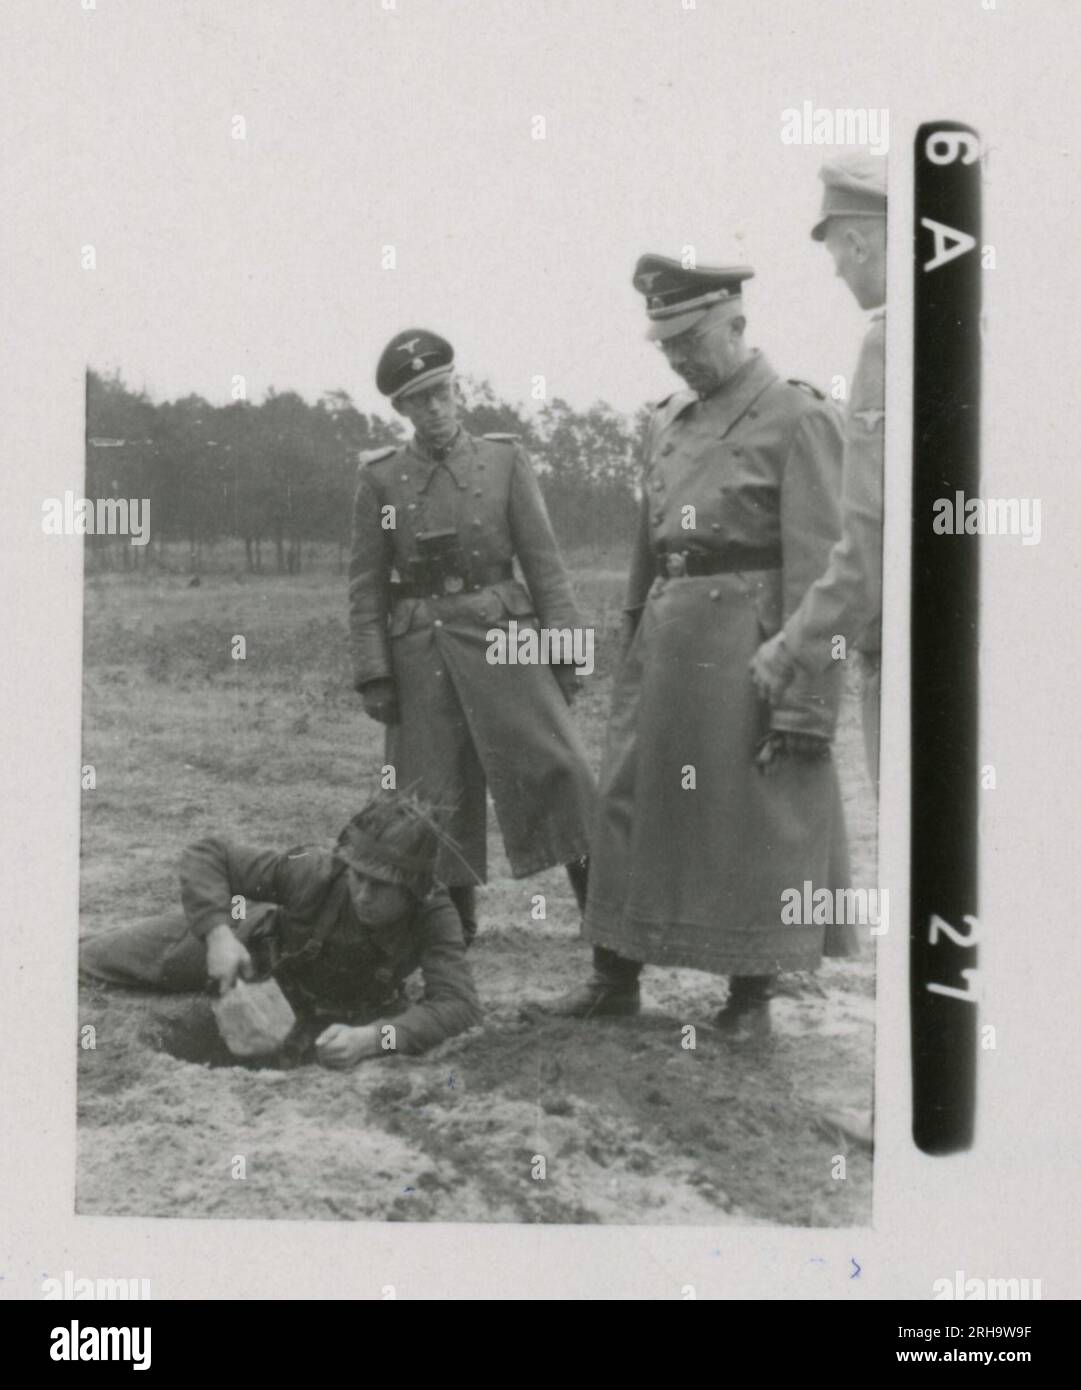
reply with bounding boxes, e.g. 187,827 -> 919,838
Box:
2,0 -> 1079,1318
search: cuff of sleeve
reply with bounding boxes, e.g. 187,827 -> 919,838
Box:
781,618 -> 826,678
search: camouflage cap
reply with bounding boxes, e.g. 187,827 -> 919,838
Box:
334,792 -> 443,897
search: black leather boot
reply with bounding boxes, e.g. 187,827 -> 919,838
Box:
565,856 -> 589,913
712,974 -> 776,1042
449,885 -> 479,949
542,945 -> 642,1018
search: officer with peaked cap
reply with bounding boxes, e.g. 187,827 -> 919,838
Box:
348,329 -> 596,945
78,791 -> 482,1065
751,152 -> 887,786
541,255 -> 857,1038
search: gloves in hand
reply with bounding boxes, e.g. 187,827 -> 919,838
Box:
754,730 -> 832,776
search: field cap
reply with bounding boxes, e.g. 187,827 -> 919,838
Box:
811,152 -> 887,241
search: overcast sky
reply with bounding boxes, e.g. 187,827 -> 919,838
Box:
47,0 -> 1000,420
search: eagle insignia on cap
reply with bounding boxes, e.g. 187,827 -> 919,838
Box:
376,328 -> 456,400
632,255 -> 755,341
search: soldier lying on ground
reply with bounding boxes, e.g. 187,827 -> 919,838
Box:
79,793 -> 481,1068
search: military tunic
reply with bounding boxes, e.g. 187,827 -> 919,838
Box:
583,350 -> 856,975
783,309 -> 885,781
348,431 -> 596,884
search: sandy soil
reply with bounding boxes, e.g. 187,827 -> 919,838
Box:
77,557 -> 876,1225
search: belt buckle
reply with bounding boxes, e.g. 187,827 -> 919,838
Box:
443,575 -> 464,595
666,552 -> 687,578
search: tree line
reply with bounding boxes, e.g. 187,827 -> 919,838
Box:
85,370 -> 647,572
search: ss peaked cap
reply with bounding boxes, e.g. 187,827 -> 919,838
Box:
633,256 -> 755,340
376,329 -> 455,400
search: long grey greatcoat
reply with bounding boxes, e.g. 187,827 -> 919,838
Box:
583,351 -> 857,975
348,430 -> 596,885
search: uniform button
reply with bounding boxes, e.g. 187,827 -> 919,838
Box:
471,549 -> 481,557
709,589 -> 721,600
401,474 -> 409,481
407,502 -> 417,511
710,522 -> 721,532
472,518 -> 482,527
458,482 -> 467,491
433,619 -> 443,628
435,669 -> 443,677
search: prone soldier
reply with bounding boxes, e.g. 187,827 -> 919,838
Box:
79,793 -> 481,1067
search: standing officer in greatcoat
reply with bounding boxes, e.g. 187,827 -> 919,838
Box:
348,329 -> 596,944
543,257 -> 857,1039
751,153 -> 886,788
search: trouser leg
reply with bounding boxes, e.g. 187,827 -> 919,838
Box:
79,904 -> 275,991
79,909 -> 209,991
448,884 -> 478,948
565,856 -> 589,913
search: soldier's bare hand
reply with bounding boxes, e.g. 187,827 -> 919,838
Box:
205,924 -> 254,995
360,678 -> 400,725
750,633 -> 797,704
315,1022 -> 377,1069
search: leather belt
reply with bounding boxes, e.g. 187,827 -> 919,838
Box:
391,560 -> 513,600
655,547 -> 781,579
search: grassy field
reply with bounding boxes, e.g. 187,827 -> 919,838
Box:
77,554 -> 876,1225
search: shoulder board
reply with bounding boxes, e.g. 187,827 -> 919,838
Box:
482,433 -> 521,443
786,378 -> 826,401
358,445 -> 398,466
